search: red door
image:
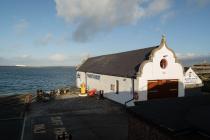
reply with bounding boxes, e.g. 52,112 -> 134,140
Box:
148,80 -> 178,100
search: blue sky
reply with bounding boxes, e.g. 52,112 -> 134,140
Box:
0,0 -> 210,66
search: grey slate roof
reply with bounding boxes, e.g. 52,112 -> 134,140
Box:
184,67 -> 189,72
184,67 -> 197,73
77,46 -> 158,78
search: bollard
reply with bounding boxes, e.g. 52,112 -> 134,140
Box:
97,90 -> 104,100
101,90 -> 104,99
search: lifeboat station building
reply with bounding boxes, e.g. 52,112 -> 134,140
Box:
76,36 -> 185,106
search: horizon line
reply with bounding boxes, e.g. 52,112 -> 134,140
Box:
0,65 -> 76,67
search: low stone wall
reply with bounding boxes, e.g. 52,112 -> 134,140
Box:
185,86 -> 202,96
202,81 -> 210,92
128,113 -> 208,140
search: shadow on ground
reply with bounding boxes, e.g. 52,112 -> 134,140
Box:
0,94 -> 27,140
23,94 -> 128,140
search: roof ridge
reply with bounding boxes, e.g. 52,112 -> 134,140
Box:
77,45 -> 158,78
89,45 -> 159,60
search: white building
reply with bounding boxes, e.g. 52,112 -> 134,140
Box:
76,36 -> 185,106
184,67 -> 203,87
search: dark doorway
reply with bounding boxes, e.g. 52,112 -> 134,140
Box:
116,80 -> 119,94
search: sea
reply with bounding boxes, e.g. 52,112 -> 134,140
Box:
0,66 -> 76,95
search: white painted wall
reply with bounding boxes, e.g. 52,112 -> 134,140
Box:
76,71 -> 86,88
137,43 -> 185,101
184,67 -> 202,86
76,71 -> 136,106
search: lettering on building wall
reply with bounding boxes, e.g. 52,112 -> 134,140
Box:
185,77 -> 198,84
87,73 -> 100,80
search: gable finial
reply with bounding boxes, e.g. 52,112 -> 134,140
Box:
161,34 -> 166,44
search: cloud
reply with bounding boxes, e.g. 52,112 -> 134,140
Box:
55,35 -> 71,46
36,33 -> 53,46
0,54 -> 81,66
187,0 -> 210,7
35,33 -> 71,46
49,53 -> 67,62
177,52 -> 210,66
146,0 -> 171,16
0,57 -> 11,66
19,54 -> 31,59
177,52 -> 198,60
55,0 -> 171,42
0,55 -> 33,66
2,52 -> 208,67
14,19 -> 29,35
161,11 -> 175,24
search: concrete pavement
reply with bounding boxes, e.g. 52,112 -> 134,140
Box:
23,94 -> 128,140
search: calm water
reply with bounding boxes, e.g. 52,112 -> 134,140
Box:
0,66 -> 76,95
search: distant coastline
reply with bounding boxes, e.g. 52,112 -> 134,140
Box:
15,64 -> 26,67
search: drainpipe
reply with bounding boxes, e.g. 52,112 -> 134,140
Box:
124,77 -> 135,107
85,72 -> 88,91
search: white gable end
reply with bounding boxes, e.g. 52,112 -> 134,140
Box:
184,67 -> 202,85
140,44 -> 183,80
137,37 -> 185,101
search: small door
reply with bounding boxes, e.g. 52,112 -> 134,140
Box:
116,80 -> 119,94
148,79 -> 178,99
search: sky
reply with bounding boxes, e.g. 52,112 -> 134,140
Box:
0,0 -> 210,66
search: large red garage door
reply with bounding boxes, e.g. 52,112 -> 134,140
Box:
148,79 -> 178,100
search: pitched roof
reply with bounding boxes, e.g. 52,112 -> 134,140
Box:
184,67 -> 189,72
184,67 -> 197,73
77,46 -> 158,78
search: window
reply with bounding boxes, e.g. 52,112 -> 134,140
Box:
160,59 -> 168,69
110,84 -> 115,91
77,73 -> 80,78
87,73 -> 100,80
